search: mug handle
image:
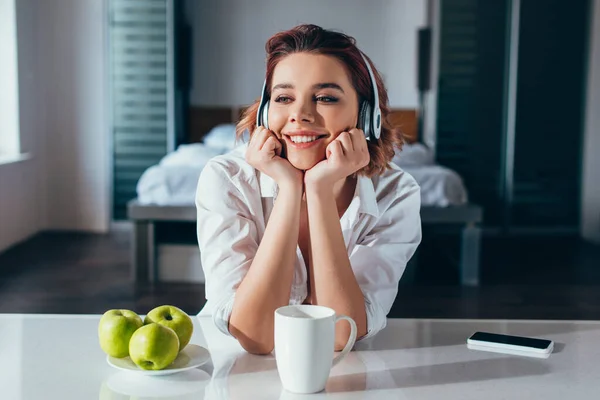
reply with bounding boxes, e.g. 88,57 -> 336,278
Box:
331,315 -> 358,368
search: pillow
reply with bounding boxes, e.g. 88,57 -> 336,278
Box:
159,143 -> 224,168
202,123 -> 237,151
393,142 -> 435,167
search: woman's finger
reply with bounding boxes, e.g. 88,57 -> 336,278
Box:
337,131 -> 353,153
252,127 -> 271,150
249,127 -> 263,149
348,128 -> 367,152
327,139 -> 344,160
261,135 -> 282,157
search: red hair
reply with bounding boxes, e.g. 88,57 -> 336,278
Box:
236,24 -> 404,177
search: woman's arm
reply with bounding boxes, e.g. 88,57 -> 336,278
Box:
305,183 -> 368,350
302,129 -> 370,350
229,127 -> 304,355
229,182 -> 302,354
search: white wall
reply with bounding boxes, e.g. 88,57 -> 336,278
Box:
0,0 -> 21,157
189,0 -> 425,108
0,0 -> 45,253
36,0 -> 110,232
0,160 -> 40,253
582,0 -> 600,243
0,0 -> 110,253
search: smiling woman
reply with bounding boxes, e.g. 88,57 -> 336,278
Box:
196,24 -> 422,355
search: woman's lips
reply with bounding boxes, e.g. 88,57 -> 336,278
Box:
283,134 -> 327,150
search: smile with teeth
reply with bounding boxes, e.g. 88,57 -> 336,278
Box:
289,136 -> 321,143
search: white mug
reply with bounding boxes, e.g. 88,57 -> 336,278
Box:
274,304 -> 358,394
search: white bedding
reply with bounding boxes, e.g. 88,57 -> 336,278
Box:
400,164 -> 467,207
392,143 -> 468,207
136,126 -> 468,207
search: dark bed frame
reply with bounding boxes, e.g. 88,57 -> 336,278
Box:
127,107 -> 483,286
128,201 -> 482,286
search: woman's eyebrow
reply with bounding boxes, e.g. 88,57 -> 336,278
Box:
272,83 -> 294,91
313,82 -> 345,93
271,82 -> 345,93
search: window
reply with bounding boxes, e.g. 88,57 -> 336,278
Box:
0,0 -> 20,160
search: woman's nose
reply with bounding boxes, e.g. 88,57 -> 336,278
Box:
288,99 -> 314,124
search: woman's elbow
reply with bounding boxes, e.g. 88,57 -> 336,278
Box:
230,324 -> 274,355
239,337 -> 274,355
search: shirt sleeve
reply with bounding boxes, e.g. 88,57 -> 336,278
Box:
195,160 -> 260,337
350,179 -> 422,341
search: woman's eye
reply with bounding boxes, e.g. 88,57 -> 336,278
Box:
274,96 -> 292,103
316,96 -> 338,103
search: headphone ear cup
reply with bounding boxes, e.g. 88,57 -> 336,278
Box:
256,79 -> 270,129
262,101 -> 270,129
358,101 -> 372,139
373,107 -> 382,139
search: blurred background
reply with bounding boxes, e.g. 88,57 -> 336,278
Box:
0,0 -> 599,320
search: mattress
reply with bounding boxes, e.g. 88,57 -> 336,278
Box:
401,164 -> 468,207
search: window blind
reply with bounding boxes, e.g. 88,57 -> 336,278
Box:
109,0 -> 170,219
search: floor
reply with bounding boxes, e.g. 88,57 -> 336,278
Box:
1,229 -> 599,321
0,230 -> 204,315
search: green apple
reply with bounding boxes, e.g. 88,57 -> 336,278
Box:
98,309 -> 143,358
144,305 -> 194,351
129,323 -> 179,370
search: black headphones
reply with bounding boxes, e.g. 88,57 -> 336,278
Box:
256,52 -> 382,141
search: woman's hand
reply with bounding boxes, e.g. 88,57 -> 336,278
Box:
246,126 -> 304,190
304,128 -> 370,191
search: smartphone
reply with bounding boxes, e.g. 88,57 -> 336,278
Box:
467,331 -> 554,354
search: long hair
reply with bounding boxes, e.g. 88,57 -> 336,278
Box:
236,24 -> 404,177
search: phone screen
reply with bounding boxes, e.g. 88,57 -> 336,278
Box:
469,332 -> 552,350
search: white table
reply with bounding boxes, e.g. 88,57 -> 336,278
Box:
0,314 -> 598,399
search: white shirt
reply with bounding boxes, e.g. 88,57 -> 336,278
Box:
196,144 -> 422,341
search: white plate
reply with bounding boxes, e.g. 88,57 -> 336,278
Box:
106,344 -> 211,376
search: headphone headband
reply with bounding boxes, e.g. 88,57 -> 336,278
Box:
360,52 -> 380,118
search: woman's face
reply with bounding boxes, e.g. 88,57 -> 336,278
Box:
267,52 -> 359,171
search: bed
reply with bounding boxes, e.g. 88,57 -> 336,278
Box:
128,107 -> 483,286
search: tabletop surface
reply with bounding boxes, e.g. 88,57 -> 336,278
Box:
0,313 -> 599,399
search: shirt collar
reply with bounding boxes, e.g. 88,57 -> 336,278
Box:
259,172 -> 379,218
